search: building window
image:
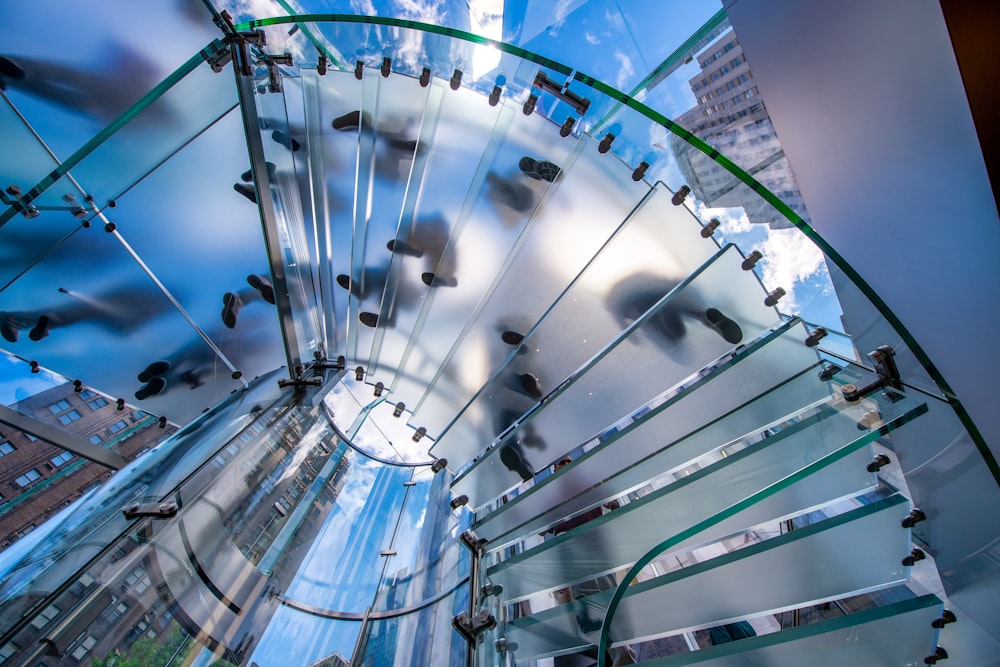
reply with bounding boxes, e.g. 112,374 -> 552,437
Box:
87,396 -> 108,410
71,634 -> 97,661
14,469 -> 41,488
79,389 -> 97,400
0,642 -> 17,661
58,410 -> 81,426
107,419 -> 129,435
88,434 -> 102,445
47,399 -> 71,415
51,452 -> 73,467
29,603 -> 60,629
0,442 -> 14,457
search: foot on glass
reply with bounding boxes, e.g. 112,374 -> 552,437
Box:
271,130 -> 301,152
387,239 -> 424,257
135,376 -> 166,401
576,613 -> 603,634
247,274 -> 276,305
233,183 -> 257,204
520,372 -> 543,399
180,370 -> 203,389
359,311 -> 379,328
222,292 -> 243,329
421,272 -> 457,288
332,110 -> 370,131
501,331 -> 524,346
0,313 -> 20,343
705,308 -> 742,344
28,315 -> 50,341
138,361 -> 170,383
518,156 -> 561,183
240,161 -> 276,183
336,274 -> 362,299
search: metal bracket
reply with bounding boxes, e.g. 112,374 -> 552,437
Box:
452,610 -> 496,644
533,71 -> 591,115
460,529 -> 487,553
841,345 -> 902,402
200,39 -> 233,73
123,501 -> 178,520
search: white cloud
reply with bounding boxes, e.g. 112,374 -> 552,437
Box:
613,51 -> 635,91
350,0 -> 376,14
395,0 -> 445,24
584,31 -> 600,45
758,227 -> 825,311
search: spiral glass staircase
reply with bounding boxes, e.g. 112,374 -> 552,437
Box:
0,3 -> 996,666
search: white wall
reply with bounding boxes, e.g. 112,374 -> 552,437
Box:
723,0 -> 1000,459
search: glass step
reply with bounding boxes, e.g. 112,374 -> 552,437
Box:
633,594 -> 943,667
380,74 -> 591,417
450,243 -> 780,506
473,323 -> 833,549
506,494 -> 914,661
409,133 -> 653,439
486,384 -> 925,604
350,77 -> 509,389
425,180 -> 707,463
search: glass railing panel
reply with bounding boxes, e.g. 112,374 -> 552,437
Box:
0,95 -> 85,289
415,138 -> 652,440
507,495 -> 912,661
305,69 -> 364,356
452,243 -> 780,505
636,594 -> 943,667
254,76 -> 324,368
366,78 -> 447,372
267,448 -> 414,613
8,56 -> 238,228
91,108 -> 287,399
0,225 -> 245,425
427,180 -> 720,467
359,583 -> 469,666
487,386 -> 923,604
354,80 -> 507,389
369,468 -> 470,613
475,327 -> 831,547
247,604 -> 362,667
348,71 -> 434,367
394,105 -> 590,412
0,372 -> 287,615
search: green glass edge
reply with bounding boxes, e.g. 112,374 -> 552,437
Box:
450,243 -> 737,488
475,320 -> 808,541
0,45 -> 218,227
638,594 -> 942,667
511,494 -> 908,629
233,13 -> 999,486
594,401 -> 929,665
488,394 -> 840,575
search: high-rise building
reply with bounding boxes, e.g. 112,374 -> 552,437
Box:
670,29 -> 809,229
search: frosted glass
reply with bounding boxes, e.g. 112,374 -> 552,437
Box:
428,182 -> 702,463
488,388 -> 923,602
412,134 -> 651,442
383,91 -> 588,422
356,81 -> 507,392
507,495 -> 912,660
639,595 -> 942,667
22,56 -> 238,223
475,322 -> 823,547
452,244 -> 779,505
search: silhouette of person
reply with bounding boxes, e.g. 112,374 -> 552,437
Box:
221,273 -> 276,329
604,273 -> 742,347
1,285 -> 170,344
